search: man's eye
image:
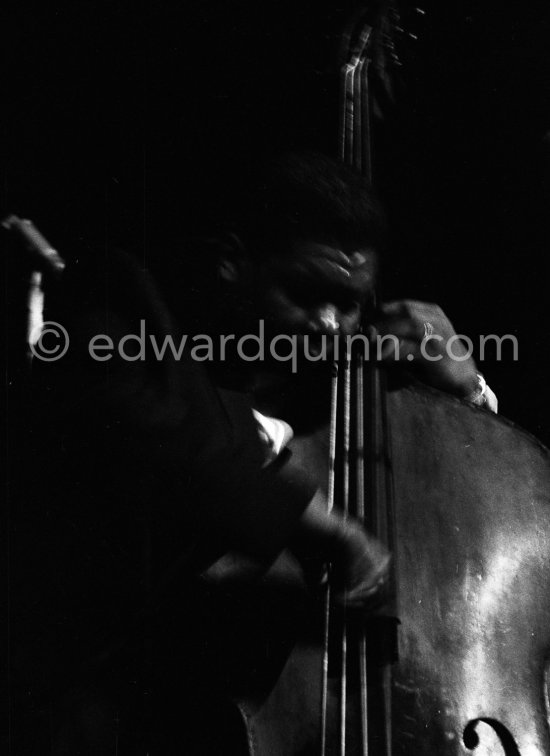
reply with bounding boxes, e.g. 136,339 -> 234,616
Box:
335,298 -> 360,314
285,284 -> 318,307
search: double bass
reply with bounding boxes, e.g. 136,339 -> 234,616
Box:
233,3 -> 550,754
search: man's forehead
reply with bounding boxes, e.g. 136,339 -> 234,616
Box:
293,240 -> 375,268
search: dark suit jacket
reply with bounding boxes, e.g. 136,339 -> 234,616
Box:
10,247 -> 317,695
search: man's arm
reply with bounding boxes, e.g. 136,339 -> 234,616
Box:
38,248 -> 389,604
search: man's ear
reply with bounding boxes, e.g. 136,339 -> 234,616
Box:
216,233 -> 250,284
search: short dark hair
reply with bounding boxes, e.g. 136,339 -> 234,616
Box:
225,151 -> 386,256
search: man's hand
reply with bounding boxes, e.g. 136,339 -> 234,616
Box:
293,490 -> 391,608
202,489 -> 390,608
372,300 -> 480,399
329,520 -> 391,608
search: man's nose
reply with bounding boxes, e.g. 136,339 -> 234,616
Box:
310,304 -> 341,335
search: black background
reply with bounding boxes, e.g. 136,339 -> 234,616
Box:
4,1 -> 550,442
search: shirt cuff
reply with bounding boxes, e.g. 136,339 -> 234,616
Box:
465,373 -> 498,413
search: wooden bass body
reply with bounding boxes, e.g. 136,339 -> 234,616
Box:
236,385 -> 550,755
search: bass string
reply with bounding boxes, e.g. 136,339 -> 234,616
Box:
327,7 -> 395,753
320,361 -> 340,756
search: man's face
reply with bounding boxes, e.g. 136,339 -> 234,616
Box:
254,240 -> 377,347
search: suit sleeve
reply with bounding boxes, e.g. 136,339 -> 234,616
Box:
33,248 -> 317,574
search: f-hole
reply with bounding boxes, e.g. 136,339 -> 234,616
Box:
463,718 -> 521,756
